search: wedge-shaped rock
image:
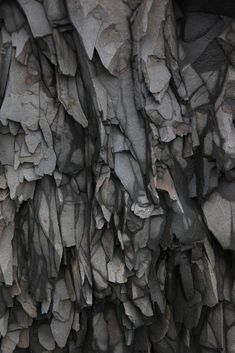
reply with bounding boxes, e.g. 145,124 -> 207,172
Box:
92,312 -> 108,352
66,0 -> 106,59
115,152 -> 153,219
123,301 -> 143,328
1,330 -> 19,353
0,134 -> 15,166
202,184 -> 235,250
53,29 -> 77,77
38,323 -> 55,351
107,251 -> 127,284
50,305 -> 74,348
56,74 -> 88,128
91,233 -> 108,291
0,1 -> 25,33
43,0 -> 66,21
17,0 -> 52,38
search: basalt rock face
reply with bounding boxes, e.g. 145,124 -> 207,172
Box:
0,1 -> 234,352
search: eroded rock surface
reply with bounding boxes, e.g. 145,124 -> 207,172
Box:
0,0 -> 234,352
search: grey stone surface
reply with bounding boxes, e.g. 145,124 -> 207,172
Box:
0,0 -> 234,352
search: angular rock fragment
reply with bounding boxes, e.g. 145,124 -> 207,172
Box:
202,181 -> 235,250
0,0 -> 233,352
17,0 -> 52,38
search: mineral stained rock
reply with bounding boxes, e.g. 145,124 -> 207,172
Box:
0,0 -> 234,352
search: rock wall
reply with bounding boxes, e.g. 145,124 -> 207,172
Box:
0,0 -> 234,352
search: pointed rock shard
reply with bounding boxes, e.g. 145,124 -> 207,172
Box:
107,252 -> 127,284
202,190 -> 234,250
60,202 -> 76,247
0,311 -> 9,337
17,0 -> 52,38
0,134 -> 15,166
66,0 -> 106,59
0,1 -> 25,33
123,301 -> 143,328
56,74 -> 88,128
53,29 -> 77,77
91,239 -> 108,291
38,324 -> 55,351
50,305 -> 74,348
92,312 -> 108,352
1,330 -> 20,353
43,0 -> 67,21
